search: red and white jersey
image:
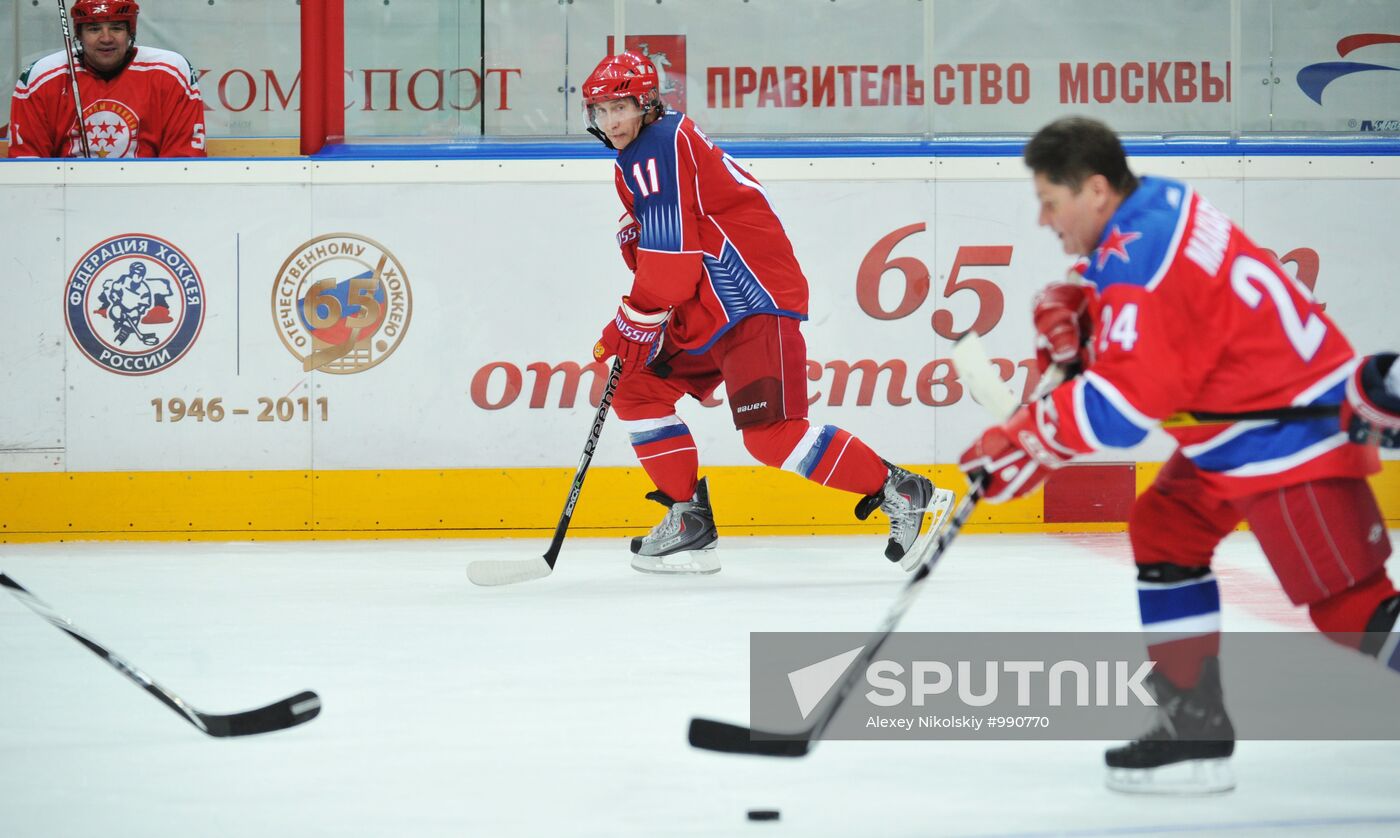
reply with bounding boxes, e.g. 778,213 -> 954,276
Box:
614,111 -> 808,352
1048,176 -> 1378,498
8,47 -> 206,159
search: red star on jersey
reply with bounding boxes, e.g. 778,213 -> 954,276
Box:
1094,225 -> 1142,270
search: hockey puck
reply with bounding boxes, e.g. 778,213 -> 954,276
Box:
747,809 -> 780,822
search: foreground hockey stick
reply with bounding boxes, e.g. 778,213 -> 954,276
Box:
55,0 -> 93,158
0,572 -> 322,737
951,333 -> 1341,427
687,476 -> 986,757
467,357 -> 625,586
687,337 -> 1008,756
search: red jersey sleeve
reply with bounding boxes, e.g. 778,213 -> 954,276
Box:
148,52 -> 207,158
8,58 -> 69,158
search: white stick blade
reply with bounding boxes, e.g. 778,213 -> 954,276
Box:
951,333 -> 1021,421
466,557 -> 553,587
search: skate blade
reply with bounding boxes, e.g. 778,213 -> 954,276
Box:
1106,758 -> 1235,795
632,546 -> 721,575
900,488 -> 957,572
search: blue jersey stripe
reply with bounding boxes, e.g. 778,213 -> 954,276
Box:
1188,418 -> 1343,473
1188,378 -> 1346,472
1081,380 -> 1151,448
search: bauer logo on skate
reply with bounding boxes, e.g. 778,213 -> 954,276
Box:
272,234 -> 412,375
65,234 -> 205,376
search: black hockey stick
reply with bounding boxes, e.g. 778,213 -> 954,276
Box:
1164,403 -> 1339,426
953,333 -> 1342,428
0,572 -> 322,737
467,357 -> 625,586
687,475 -> 986,757
55,0 -> 92,158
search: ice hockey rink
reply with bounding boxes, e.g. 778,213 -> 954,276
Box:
3,530 -> 1400,838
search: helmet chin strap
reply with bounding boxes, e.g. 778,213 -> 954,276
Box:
587,126 -> 616,150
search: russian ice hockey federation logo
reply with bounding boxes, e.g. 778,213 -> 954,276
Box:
272,233 -> 412,374
64,234 -> 205,375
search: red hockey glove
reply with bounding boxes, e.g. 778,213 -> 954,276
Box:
1343,352 -> 1400,449
1032,281 -> 1097,375
959,400 -> 1079,503
594,297 -> 669,369
617,212 -> 640,272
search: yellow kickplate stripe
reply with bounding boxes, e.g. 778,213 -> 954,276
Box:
1,462 -> 1395,543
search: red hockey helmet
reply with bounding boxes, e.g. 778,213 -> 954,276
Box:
582,51 -> 660,105
71,1 -> 140,40
582,52 -> 664,147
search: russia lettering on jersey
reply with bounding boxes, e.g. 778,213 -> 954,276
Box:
613,111 -> 808,352
8,47 -> 205,159
1050,176 -> 1378,498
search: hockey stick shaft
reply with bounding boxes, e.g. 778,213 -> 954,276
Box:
543,357 -> 624,566
1165,403 -> 1339,426
470,359 -> 625,584
55,0 -> 92,158
687,476 -> 986,756
0,571 -> 321,737
806,476 -> 984,742
956,334 -> 1341,428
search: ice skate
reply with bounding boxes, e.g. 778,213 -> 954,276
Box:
855,462 -> 956,570
630,477 -> 720,575
1105,657 -> 1236,794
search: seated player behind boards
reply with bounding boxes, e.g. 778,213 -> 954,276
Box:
582,51 -> 955,576
959,116 -> 1400,794
8,1 -> 205,159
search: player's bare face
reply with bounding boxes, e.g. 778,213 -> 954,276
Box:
78,22 -> 132,74
593,99 -> 645,150
1033,172 -> 1115,257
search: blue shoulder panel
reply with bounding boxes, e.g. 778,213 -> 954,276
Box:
1080,176 -> 1189,292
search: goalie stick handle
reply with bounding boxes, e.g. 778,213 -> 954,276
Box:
542,357 -> 624,566
55,0 -> 93,159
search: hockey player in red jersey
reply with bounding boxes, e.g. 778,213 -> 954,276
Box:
959,116 -> 1400,793
583,51 -> 955,575
8,1 -> 205,159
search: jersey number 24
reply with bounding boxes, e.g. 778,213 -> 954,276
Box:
1097,255 -> 1326,362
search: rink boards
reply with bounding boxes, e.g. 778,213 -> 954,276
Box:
0,150 -> 1396,540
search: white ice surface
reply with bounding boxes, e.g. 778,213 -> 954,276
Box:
2,531 -> 1398,838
